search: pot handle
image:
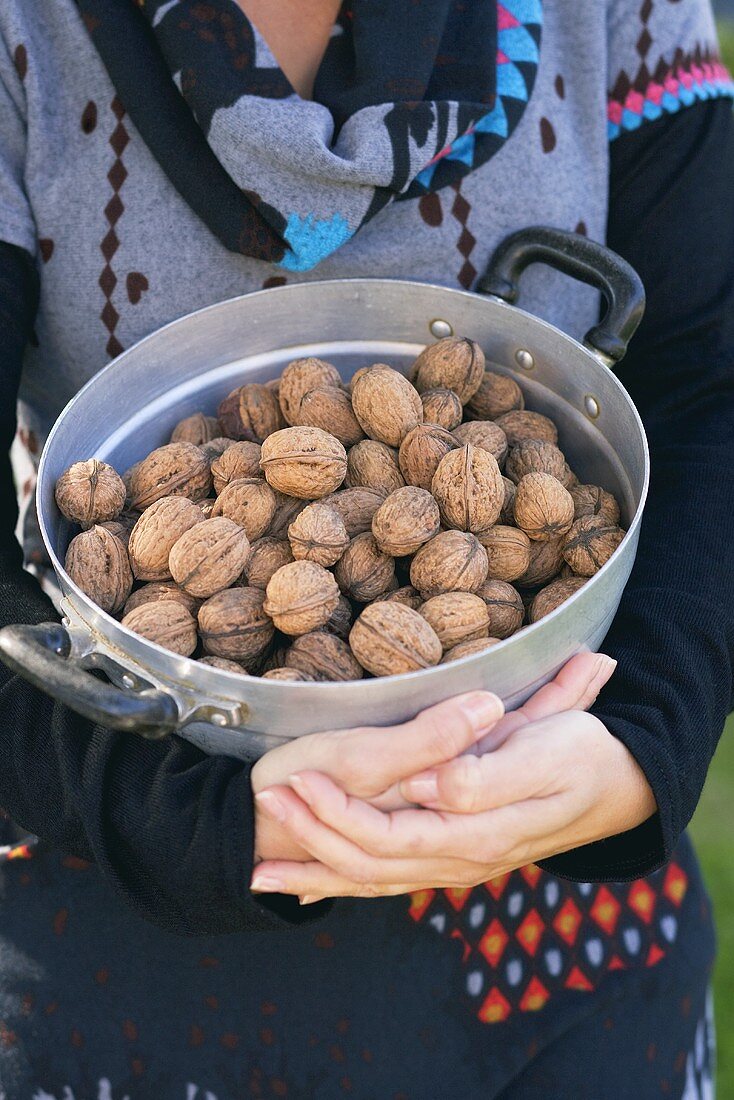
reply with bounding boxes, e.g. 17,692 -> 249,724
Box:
0,622 -> 179,738
476,226 -> 645,363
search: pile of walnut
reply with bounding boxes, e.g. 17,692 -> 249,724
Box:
54,339 -> 625,682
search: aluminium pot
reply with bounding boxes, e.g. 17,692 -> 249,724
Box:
0,228 -> 648,761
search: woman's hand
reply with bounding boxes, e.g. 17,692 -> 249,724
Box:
251,688 -> 505,863
251,654 -> 657,900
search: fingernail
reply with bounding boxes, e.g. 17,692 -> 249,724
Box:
255,790 -> 288,824
251,874 -> 285,893
289,774 -> 313,805
596,655 -> 617,680
459,692 -> 503,732
300,895 -> 320,905
403,772 -> 438,802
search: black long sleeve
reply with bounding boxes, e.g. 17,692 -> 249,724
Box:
0,241 -> 326,933
542,99 -> 734,881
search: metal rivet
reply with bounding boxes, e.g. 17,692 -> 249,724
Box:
515,349 -> 535,370
121,674 -> 135,689
211,712 -> 228,728
584,394 -> 601,419
430,318 -> 453,339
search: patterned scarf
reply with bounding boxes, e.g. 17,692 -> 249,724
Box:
77,0 -> 542,270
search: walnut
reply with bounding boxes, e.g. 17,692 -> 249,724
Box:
260,427 -> 347,499
128,496 -> 204,581
570,483 -> 621,526
371,487 -> 440,556
349,602 -> 442,676
505,440 -> 568,486
170,413 -> 221,445
431,445 -> 504,533
288,502 -> 349,566
211,441 -> 263,494
285,632 -> 364,682
98,519 -> 132,547
398,423 -> 458,491
263,560 -> 340,635
495,410 -> 558,447
278,357 -> 342,425
198,586 -> 275,663
211,477 -> 277,540
65,525 -> 133,615
476,579 -> 524,639
121,600 -> 198,657
334,533 -> 396,602
516,537 -> 565,588
441,637 -> 500,663
351,366 -> 423,446
266,492 -> 308,539
169,516 -> 251,597
242,537 -> 294,589
262,668 -> 315,682
420,388 -> 463,431
529,576 -> 587,623
293,386 -> 365,447
200,437 -> 237,463
410,530 -> 488,598
324,486 -> 389,537
346,440 -> 404,493
128,442 -> 212,510
452,420 -> 508,466
321,594 -> 354,639
478,525 -> 532,582
198,656 -> 247,673
500,476 -> 516,525
412,337 -> 485,404
217,383 -> 285,442
465,369 -> 524,420
419,592 -> 489,652
514,473 -> 575,541
55,459 -> 126,527
123,581 -> 200,618
347,364 -> 384,393
375,585 -> 423,610
563,516 -> 626,576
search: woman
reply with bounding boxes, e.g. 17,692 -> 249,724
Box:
0,0 -> 731,1095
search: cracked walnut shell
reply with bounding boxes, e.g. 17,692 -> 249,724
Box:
349,602 -> 442,677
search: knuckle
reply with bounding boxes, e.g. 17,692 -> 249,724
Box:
442,757 -> 483,812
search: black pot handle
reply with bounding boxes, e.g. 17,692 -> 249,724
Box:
476,226 -> 645,363
0,622 -> 179,738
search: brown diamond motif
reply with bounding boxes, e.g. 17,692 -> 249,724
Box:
101,229 -> 119,262
101,301 -> 119,334
458,261 -> 477,290
112,97 -> 126,122
640,0 -> 653,22
637,28 -> 652,58
458,227 -> 476,258
105,195 -> 124,226
107,160 -> 128,192
452,192 -> 471,223
98,266 -> 117,298
107,334 -> 124,358
110,123 -> 130,159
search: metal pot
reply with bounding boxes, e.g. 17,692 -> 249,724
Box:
0,228 -> 648,761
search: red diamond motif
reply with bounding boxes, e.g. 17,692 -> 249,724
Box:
484,874 -> 510,900
607,954 -> 626,971
516,908 -> 545,957
628,880 -> 656,925
408,890 -> 435,921
553,898 -> 582,945
519,976 -> 549,1012
478,918 -> 509,967
663,863 -> 688,907
478,986 -> 511,1024
646,943 -> 666,967
565,965 -> 593,992
445,887 -> 471,912
520,865 -> 542,888
590,886 -> 621,934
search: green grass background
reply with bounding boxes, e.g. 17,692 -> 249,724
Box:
688,22 -> 734,1094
